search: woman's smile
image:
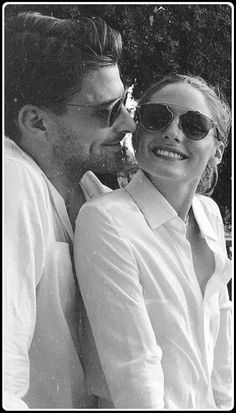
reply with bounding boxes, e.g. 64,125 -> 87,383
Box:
151,146 -> 188,160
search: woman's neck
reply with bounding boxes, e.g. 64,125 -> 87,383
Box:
145,172 -> 199,222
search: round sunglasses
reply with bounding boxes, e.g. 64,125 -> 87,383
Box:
136,103 -> 219,141
66,91 -> 129,128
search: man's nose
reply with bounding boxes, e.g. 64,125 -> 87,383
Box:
115,106 -> 136,133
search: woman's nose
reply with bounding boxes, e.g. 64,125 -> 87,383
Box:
161,117 -> 184,142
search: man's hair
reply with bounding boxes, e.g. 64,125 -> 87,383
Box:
5,11 -> 122,142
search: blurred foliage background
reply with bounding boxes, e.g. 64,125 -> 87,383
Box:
4,3 -> 232,231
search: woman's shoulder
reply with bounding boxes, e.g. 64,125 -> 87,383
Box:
194,193 -> 222,219
78,187 -> 141,230
83,187 -> 133,210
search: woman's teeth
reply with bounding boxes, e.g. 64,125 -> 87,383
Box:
154,148 -> 186,160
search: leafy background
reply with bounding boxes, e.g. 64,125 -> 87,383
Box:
4,3 -> 232,233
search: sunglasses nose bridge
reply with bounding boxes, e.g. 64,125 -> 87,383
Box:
177,115 -> 185,133
158,105 -> 181,133
162,114 -> 185,141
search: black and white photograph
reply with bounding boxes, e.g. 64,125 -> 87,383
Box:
3,2 -> 233,410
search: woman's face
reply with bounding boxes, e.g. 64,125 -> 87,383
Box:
134,82 -> 223,187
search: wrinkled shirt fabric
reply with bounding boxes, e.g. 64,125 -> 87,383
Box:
4,137 -> 110,409
74,169 -> 232,410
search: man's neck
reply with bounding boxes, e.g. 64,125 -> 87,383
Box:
65,183 -> 86,230
41,163 -> 87,228
19,138 -> 87,227
48,174 -> 86,230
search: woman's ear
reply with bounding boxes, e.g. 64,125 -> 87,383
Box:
213,141 -> 224,165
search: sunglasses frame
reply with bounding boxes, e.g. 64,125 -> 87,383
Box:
136,102 -> 219,141
66,91 -> 129,127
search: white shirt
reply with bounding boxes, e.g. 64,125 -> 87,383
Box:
3,137 -> 110,409
74,169 -> 232,410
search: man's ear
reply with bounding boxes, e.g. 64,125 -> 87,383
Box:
18,105 -> 47,136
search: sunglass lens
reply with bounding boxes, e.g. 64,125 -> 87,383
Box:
109,93 -> 128,126
123,92 -> 128,106
140,104 -> 172,131
181,112 -> 213,140
110,100 -> 121,126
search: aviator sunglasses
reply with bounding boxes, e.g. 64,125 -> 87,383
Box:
66,91 -> 129,128
136,103 -> 219,141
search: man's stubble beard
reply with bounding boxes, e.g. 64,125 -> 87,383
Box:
52,133 -> 124,183
62,151 -> 124,183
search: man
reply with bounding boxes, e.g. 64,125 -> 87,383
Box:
4,11 -> 136,409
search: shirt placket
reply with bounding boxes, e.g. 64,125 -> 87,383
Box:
167,218 -> 203,304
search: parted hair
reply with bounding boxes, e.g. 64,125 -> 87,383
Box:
5,11 -> 122,143
134,74 -> 231,196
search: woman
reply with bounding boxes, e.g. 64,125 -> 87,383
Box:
74,74 -> 232,409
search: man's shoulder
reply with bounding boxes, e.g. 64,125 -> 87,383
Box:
5,137 -> 46,184
4,138 -> 52,208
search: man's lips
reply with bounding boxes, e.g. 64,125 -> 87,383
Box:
103,141 -> 121,147
103,135 -> 126,147
152,147 -> 188,160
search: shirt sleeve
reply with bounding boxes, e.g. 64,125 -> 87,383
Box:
4,159 -> 48,409
74,202 -> 164,409
211,206 -> 232,409
211,286 -> 232,409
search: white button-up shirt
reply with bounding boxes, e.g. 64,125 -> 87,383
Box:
74,169 -> 232,410
4,137 -> 110,409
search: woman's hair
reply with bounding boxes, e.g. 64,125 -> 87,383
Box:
134,74 -> 231,196
5,11 -> 122,143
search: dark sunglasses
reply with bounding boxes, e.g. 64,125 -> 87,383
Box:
136,103 -> 218,140
66,91 -> 128,127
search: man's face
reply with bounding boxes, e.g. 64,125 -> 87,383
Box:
47,65 -> 136,181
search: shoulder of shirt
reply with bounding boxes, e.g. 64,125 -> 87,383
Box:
4,137 -> 53,207
81,186 -> 133,215
5,137 -> 48,184
77,188 -> 140,236
195,193 -> 222,219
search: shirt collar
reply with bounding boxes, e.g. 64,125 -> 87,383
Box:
125,170 -> 220,243
5,137 -> 74,238
125,169 -> 177,228
80,170 -> 111,201
192,196 -> 218,241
